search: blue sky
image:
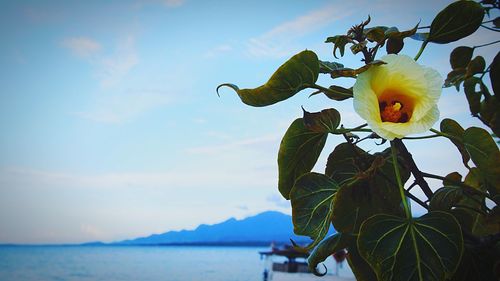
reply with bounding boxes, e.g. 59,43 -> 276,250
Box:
0,0 -> 498,244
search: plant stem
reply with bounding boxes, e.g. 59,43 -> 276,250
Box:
421,171 -> 495,202
391,141 -> 412,218
473,39 -> 500,49
402,134 -> 441,140
393,139 -> 434,200
414,41 -> 428,61
310,84 -> 353,98
481,24 -> 500,32
405,189 -> 428,210
429,128 -> 461,142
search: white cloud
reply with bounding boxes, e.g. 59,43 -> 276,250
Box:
98,35 -> 139,88
62,37 -> 102,58
61,34 -> 139,88
247,4 -> 354,58
74,90 -> 172,124
0,164 -> 274,191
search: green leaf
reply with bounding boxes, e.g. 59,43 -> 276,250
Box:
216,50 -> 319,107
480,96 -> 500,136
350,41 -> 367,55
290,172 -> 339,246
364,26 -> 389,43
307,233 -> 349,276
443,172 -> 462,186
325,35 -> 350,59
466,56 -> 486,77
429,186 -> 464,211
450,46 -> 474,69
347,239 -> 378,281
278,119 -> 328,199
385,23 -> 419,39
319,60 -> 344,74
310,85 -> 353,101
440,118 -> 470,167
358,212 -> 464,281
330,60 -> 386,79
490,51 -> 500,97
444,69 -> 466,90
464,167 -> 482,190
302,108 -> 341,133
494,16 -> 500,28
463,127 -> 500,196
428,1 -> 484,44
450,241 -> 500,281
463,77 -> 482,115
325,143 -> 373,184
386,37 -> 404,54
328,146 -> 407,234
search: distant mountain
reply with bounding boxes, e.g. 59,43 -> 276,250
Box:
115,211 -> 315,246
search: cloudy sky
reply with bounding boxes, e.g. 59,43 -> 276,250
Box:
0,0 -> 497,244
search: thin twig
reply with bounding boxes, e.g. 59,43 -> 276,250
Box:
481,24 -> 500,32
393,139 -> 434,200
473,39 -> 500,49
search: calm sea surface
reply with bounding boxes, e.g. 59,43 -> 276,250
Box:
0,246 -> 270,281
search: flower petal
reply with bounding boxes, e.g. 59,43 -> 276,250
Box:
353,54 -> 442,140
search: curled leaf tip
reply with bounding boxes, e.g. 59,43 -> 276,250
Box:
216,83 -> 239,98
312,263 -> 328,276
363,15 -> 371,26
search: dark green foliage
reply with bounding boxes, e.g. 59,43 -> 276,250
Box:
221,1 -> 500,279
278,119 -> 327,199
217,50 -> 319,107
358,212 -> 463,281
303,108 -> 341,133
290,172 -> 339,247
428,1 -> 484,43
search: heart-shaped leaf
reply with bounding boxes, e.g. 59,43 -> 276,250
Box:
440,118 -> 470,168
466,56 -> 486,77
463,127 -> 500,196
217,50 -> 319,107
325,143 -> 373,184
278,119 -> 328,199
449,241 -> 500,281
386,37 -> 404,54
347,239 -> 378,281
428,1 -> 484,44
490,51 -> 500,97
327,144 -> 408,234
358,212 -> 463,281
303,108 -> 341,133
450,46 -> 474,69
290,172 -> 339,247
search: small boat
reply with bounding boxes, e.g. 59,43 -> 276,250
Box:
259,244 -> 355,281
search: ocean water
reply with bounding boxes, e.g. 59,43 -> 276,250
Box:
0,246 -> 270,281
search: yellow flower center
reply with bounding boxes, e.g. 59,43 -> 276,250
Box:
378,89 -> 414,123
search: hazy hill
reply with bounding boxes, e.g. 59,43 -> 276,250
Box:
116,211 -> 314,246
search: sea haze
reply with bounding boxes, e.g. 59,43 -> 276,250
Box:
0,246 -> 268,281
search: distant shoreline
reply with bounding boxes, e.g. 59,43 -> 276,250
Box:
0,241 -> 296,247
